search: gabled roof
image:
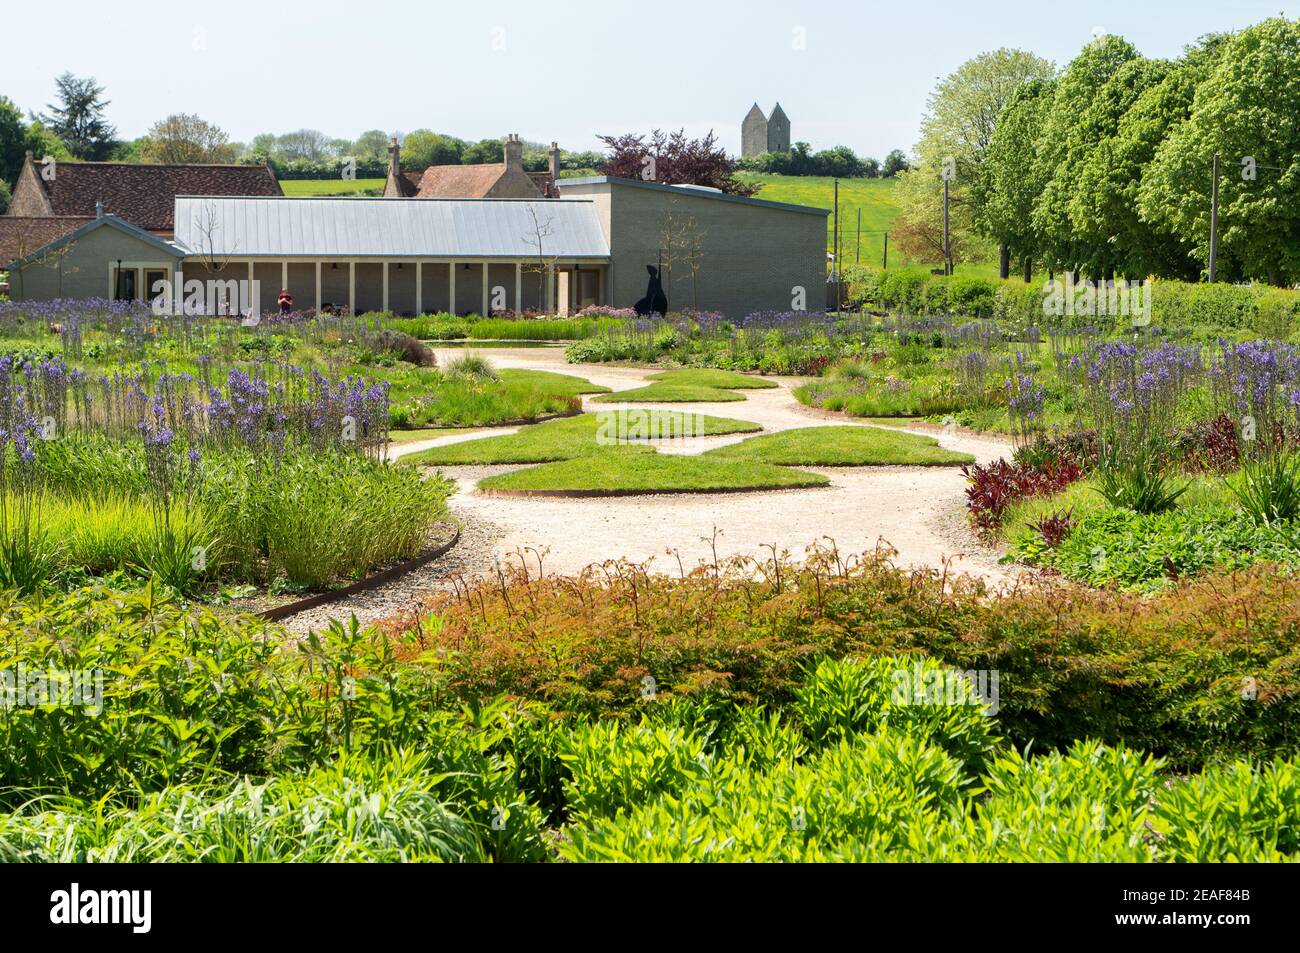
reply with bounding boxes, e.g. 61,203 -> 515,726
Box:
389,170 -> 422,198
3,213 -> 182,269
769,102 -> 789,123
415,163 -> 512,198
171,196 -> 611,259
743,103 -> 767,123
25,157 -> 282,231
0,216 -> 94,267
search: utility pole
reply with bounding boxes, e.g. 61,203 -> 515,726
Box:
832,178 -> 840,311
1208,153 -> 1220,283
855,207 -> 861,266
943,177 -> 951,276
883,232 -> 888,270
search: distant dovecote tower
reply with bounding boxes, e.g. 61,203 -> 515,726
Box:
741,103 -> 791,157
766,102 -> 790,153
741,103 -> 768,158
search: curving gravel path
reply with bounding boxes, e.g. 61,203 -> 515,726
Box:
281,345 -> 1015,633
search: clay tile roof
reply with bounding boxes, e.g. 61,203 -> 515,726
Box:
40,162 -> 282,231
0,216 -> 95,266
416,163 -> 507,198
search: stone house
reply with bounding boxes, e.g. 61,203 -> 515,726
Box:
383,134 -> 558,199
3,152 -> 282,236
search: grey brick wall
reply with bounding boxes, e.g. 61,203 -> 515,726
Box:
595,181 -> 827,319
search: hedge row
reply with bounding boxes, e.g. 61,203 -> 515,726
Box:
843,266 -> 1300,334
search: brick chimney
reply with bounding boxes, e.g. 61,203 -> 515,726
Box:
548,141 -> 560,182
503,133 -> 524,172
387,137 -> 401,178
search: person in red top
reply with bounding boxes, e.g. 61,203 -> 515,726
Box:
277,289 -> 293,314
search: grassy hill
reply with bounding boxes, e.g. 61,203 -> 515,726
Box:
738,173 -> 901,267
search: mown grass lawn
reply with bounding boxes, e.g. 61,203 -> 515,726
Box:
593,382 -> 746,403
646,368 -> 779,389
389,427 -> 475,443
705,425 -> 974,467
497,368 -> 611,396
478,453 -> 828,494
403,411 -> 761,465
280,178 -> 386,196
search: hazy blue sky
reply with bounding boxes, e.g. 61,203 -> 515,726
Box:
4,0 -> 1295,159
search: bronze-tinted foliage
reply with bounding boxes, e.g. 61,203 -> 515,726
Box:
380,544 -> 1300,768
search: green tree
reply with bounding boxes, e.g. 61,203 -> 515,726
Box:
23,119 -> 71,163
0,96 -> 26,186
907,48 -> 1052,275
918,48 -> 1054,184
881,149 -> 910,177
975,78 -> 1054,280
462,138 -> 505,164
401,130 -> 464,168
0,178 -> 11,215
352,130 -> 391,162
1073,37 -> 1227,279
140,113 -> 236,164
1139,18 -> 1300,284
1062,56 -> 1172,278
36,72 -> 117,159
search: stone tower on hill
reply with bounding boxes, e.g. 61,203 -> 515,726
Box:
741,103 -> 792,157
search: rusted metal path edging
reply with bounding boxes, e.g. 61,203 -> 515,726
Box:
257,527 -> 462,622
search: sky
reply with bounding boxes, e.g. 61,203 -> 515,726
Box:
3,0 -> 1295,160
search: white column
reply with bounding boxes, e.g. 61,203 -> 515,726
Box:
415,262 -> 423,316
481,261 -> 489,316
247,261 -> 255,313
514,263 -> 522,313
449,261 -> 456,315
281,260 -> 288,293
546,264 -> 555,313
315,262 -> 322,311
382,261 -> 390,312
348,261 -> 355,315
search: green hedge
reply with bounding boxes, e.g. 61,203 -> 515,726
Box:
844,266 -> 1300,335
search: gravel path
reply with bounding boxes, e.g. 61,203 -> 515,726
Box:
280,345 -> 1016,632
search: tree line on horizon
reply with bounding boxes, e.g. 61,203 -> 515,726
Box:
894,16 -> 1300,287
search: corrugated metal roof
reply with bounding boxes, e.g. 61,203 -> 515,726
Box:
172,196 -> 611,259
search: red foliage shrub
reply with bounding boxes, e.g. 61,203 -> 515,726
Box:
962,459 -> 1083,535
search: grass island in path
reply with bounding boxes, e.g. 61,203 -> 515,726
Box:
477,453 -> 829,495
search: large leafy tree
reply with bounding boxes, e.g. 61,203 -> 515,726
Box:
1031,35 -> 1140,274
401,130 -> 465,168
36,72 -> 116,159
598,129 -> 758,195
910,48 -> 1053,275
918,48 -> 1054,185
1139,18 -> 1300,285
881,149 -> 910,177
139,113 -> 236,164
974,78 -> 1054,280
0,96 -> 26,186
1062,56 -> 1174,278
1072,37 -> 1227,280
351,130 -> 391,162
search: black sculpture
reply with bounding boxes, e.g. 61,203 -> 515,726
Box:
634,265 -> 668,317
